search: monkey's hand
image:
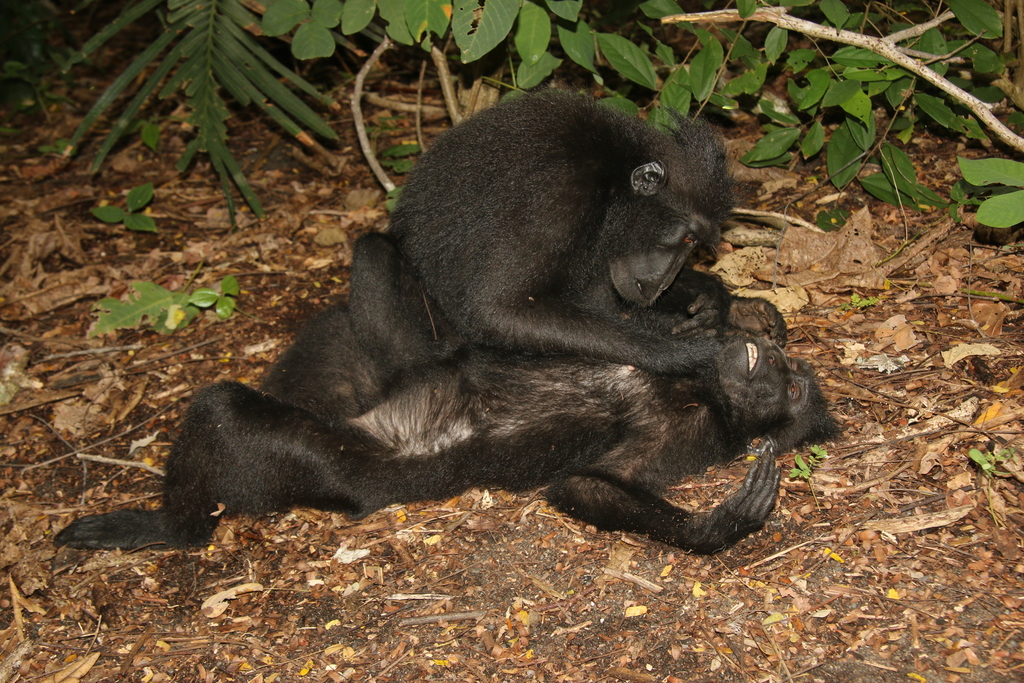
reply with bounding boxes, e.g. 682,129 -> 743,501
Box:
728,297 -> 787,346
669,291 -> 727,336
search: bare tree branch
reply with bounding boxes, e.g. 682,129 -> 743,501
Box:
662,8 -> 1024,154
351,37 -> 395,193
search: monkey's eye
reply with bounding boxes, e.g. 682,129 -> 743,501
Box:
768,355 -> 776,366
788,383 -> 801,401
682,236 -> 693,244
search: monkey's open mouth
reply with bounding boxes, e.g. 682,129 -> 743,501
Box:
746,342 -> 759,374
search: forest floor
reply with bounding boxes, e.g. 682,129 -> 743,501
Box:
2,25 -> 1024,683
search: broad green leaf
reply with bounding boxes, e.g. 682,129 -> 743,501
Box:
843,67 -> 906,82
826,120 -> 865,188
597,33 -> 657,90
140,122 -> 160,151
801,121 -> 825,157
292,21 -> 336,58
660,69 -> 691,116
379,0 -> 415,44
741,128 -> 801,165
91,205 -> 127,223
262,0 -> 310,36
878,143 -> 945,207
342,0 -> 377,34
764,26 -> 787,64
860,172 -> 903,206
638,0 -> 681,19
737,0 -> 756,19
915,93 -> 963,131
517,51 -> 561,89
786,48 -> 816,72
821,79 -> 861,108
688,37 -> 723,101
654,38 -> 674,67
216,295 -> 237,319
958,157 -> 1024,187
948,0 -> 1002,38
962,44 -> 1003,74
976,190 -> 1024,227
406,0 -> 451,41
92,282 -> 188,336
220,275 -> 241,296
789,68 -> 830,110
722,61 -> 766,96
189,288 -> 221,307
885,76 -> 913,109
545,0 -> 582,21
515,2 -> 551,67
453,0 -> 518,63
124,213 -> 157,233
820,0 -> 850,29
556,18 -> 595,71
599,96 -> 639,117
959,116 -> 989,142
839,89 -> 871,122
126,183 -> 154,212
311,0 -> 343,28
831,46 -> 890,68
846,115 -> 875,150
759,99 -> 800,125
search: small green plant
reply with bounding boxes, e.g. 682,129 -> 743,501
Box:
953,158 -> 1024,229
134,119 -> 162,152
790,444 -> 829,481
380,143 -> 420,174
968,447 -> 1016,478
838,293 -> 880,312
91,275 -> 240,337
90,183 -> 157,233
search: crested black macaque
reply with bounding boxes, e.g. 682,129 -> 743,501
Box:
387,88 -> 786,374
55,240 -> 837,554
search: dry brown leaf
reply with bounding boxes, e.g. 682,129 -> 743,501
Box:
941,343 -> 1001,368
777,207 -> 888,289
709,247 -> 767,287
863,505 -> 973,534
201,582 -> 263,618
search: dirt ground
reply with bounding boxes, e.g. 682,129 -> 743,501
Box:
2,20 -> 1024,683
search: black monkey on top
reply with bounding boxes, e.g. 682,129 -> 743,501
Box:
55,236 -> 835,554
387,89 -> 786,376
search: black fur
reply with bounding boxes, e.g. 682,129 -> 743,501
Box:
55,238 -> 837,554
388,89 -> 784,373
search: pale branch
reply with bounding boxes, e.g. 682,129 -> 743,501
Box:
662,8 -> 1024,154
76,453 -> 165,477
431,44 -> 464,125
351,37 -> 395,193
887,10 -> 955,43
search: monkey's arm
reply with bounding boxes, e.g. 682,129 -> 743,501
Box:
545,454 -> 781,554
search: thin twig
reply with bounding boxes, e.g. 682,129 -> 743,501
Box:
399,609 -> 486,626
76,453 -> 165,476
663,8 -> 1024,153
351,37 -> 395,192
431,44 -> 463,124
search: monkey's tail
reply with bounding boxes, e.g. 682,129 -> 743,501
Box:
53,508 -> 210,550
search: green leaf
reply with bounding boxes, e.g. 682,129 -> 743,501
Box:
262,0 -> 310,36
545,0 -> 582,21
737,0 -> 756,19
215,295 -> 237,319
789,68 -> 830,111
742,128 -> 801,165
406,0 -> 451,41
839,89 -> 871,122
688,37 -> 723,101
820,0 -> 850,29
311,0 -> 342,28
638,0 -> 681,19
517,51 -> 561,89
91,282 -> 188,337
915,93 -> 963,131
189,288 -> 221,307
831,46 -> 890,68
453,0 -> 519,63
91,205 -> 127,223
786,48 -> 816,72
597,33 -> 658,90
759,99 -> 800,125
599,96 -> 639,117
826,120 -> 866,188
976,190 -> 1024,228
556,18 -> 595,72
721,61 -> 766,96
958,157 -> 1024,187
801,121 -> 825,158
660,70 -> 691,116
126,183 -> 154,213
515,1 -> 551,67
292,21 -> 336,58
821,79 -> 861,108
124,213 -> 158,233
764,26 -> 787,64
859,172 -> 902,205
342,0 -> 377,34
379,0 -> 415,44
140,122 -> 160,151
220,275 -> 241,296
948,0 -> 1003,38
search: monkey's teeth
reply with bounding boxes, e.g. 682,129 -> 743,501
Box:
746,342 -> 758,373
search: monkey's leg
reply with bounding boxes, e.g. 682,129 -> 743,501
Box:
546,455 -> 782,554
56,382 -> 387,550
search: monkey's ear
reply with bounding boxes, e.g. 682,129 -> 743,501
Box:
631,161 -> 666,195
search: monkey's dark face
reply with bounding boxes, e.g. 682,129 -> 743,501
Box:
718,337 -> 836,448
607,160 -> 722,307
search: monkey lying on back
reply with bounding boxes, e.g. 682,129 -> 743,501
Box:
55,236 -> 837,555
